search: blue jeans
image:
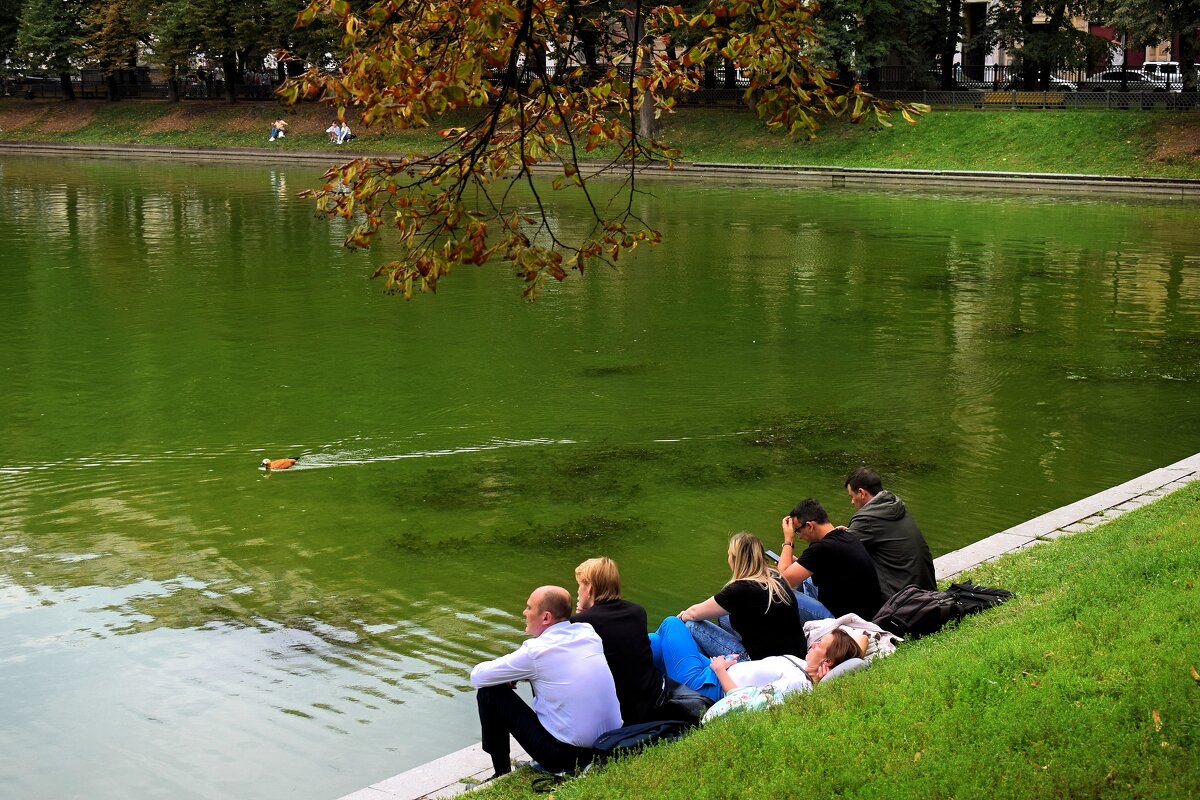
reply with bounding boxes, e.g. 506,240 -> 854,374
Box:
648,617 -> 723,703
793,579 -> 834,626
686,618 -> 749,662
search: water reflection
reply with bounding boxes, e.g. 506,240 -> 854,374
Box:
1,155 -> 1199,799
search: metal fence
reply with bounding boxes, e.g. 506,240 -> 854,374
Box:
875,90 -> 1200,110
7,66 -> 1199,111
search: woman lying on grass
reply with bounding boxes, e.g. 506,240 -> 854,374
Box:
650,615 -> 865,703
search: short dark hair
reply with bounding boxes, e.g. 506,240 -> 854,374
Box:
844,467 -> 883,495
789,498 -> 829,525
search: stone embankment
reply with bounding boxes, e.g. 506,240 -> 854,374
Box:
2,141 -> 1199,200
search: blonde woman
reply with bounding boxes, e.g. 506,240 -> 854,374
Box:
572,557 -> 662,724
676,532 -> 806,661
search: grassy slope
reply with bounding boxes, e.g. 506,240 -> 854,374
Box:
476,482 -> 1200,800
1,98 -> 1198,178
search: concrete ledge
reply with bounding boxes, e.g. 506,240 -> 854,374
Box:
338,740 -> 528,800
935,451 -> 1200,580
2,141 -> 1199,200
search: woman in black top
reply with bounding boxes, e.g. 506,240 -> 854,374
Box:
678,532 -> 807,661
572,557 -> 663,724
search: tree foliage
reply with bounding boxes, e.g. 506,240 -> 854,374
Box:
280,0 -> 928,301
1099,0 -> 1200,90
987,0 -> 1111,84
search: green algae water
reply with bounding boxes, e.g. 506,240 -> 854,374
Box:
2,153 -> 1199,799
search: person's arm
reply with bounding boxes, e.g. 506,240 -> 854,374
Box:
780,561 -> 813,589
678,596 -> 726,623
778,516 -> 799,571
709,655 -> 740,693
469,642 -> 535,688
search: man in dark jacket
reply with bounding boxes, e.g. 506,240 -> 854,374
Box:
844,468 -> 937,598
572,557 -> 663,725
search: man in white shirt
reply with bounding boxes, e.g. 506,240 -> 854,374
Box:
470,585 -> 622,778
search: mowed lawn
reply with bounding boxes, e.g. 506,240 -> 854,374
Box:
2,97 -> 1199,179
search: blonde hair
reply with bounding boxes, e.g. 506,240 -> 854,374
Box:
574,557 -> 621,604
726,532 -> 792,609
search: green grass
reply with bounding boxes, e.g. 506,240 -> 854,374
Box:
2,98 -> 1198,178
474,482 -> 1200,800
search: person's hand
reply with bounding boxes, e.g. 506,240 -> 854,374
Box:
781,515 -> 796,547
709,654 -> 739,672
814,661 -> 832,682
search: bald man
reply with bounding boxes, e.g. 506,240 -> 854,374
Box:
470,585 -> 622,778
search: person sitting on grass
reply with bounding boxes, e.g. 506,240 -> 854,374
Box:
778,498 -> 884,620
572,557 -> 663,725
470,586 -> 622,780
269,118 -> 288,142
326,120 -> 341,143
650,615 -> 864,703
677,532 -> 807,662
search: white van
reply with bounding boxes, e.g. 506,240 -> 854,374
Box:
1141,62 -> 1196,92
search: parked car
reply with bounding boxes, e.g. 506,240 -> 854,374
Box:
1000,76 -> 1077,92
1078,71 -> 1169,92
1141,61 -> 1198,92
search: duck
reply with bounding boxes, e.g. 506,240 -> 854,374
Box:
262,456 -> 300,471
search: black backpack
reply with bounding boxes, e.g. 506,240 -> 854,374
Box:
873,582 -> 1015,639
591,719 -> 691,767
945,581 -> 1014,615
871,585 -> 961,639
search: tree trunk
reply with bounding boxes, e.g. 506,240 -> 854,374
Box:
58,72 -> 75,101
622,1 -> 656,138
166,66 -> 180,102
222,54 -> 238,102
1179,32 -> 1197,93
940,0 -> 961,90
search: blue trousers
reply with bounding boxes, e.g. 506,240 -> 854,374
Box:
648,617 -> 723,703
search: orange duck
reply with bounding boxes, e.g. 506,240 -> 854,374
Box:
262,456 -> 300,471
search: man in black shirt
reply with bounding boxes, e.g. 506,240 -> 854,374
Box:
778,498 -> 884,620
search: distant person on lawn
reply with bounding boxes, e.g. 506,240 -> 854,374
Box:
470,585 -> 621,779
844,468 -> 936,598
269,118 -> 288,141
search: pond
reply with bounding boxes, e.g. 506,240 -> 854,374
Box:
1,153 -> 1198,800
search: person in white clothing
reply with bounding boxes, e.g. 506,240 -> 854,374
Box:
470,585 -> 622,779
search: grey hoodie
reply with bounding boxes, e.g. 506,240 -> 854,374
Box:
847,490 -> 936,599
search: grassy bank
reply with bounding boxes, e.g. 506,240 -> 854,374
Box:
476,481 -> 1200,800
1,98 -> 1198,178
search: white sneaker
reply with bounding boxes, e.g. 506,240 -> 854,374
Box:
269,137 -> 275,141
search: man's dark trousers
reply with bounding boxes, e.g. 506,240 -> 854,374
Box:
476,684 -> 597,775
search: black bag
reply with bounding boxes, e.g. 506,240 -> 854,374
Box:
591,719 -> 690,766
871,585 -> 961,639
945,581 -> 1014,615
647,677 -> 713,726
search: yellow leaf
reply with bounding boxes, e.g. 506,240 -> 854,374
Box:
1152,709 -> 1162,731
1190,665 -> 1199,682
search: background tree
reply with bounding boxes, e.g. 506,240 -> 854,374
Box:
988,0 -> 1110,89
0,0 -> 23,73
1100,0 -> 1200,91
15,0 -> 83,98
282,0 -> 927,302
79,0 -> 152,100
